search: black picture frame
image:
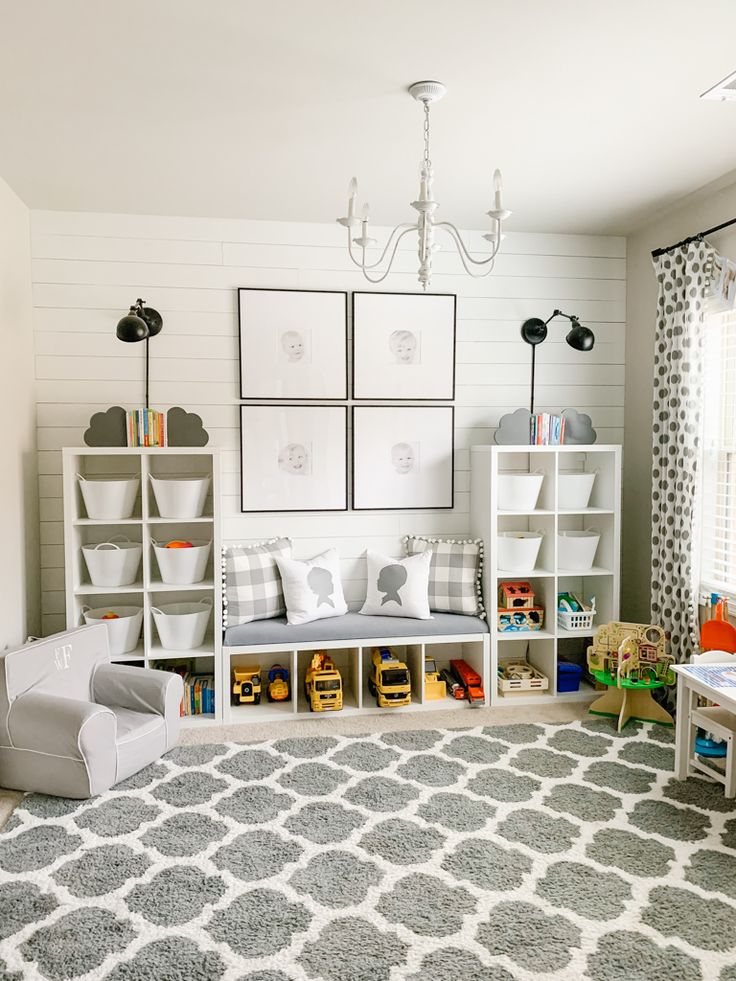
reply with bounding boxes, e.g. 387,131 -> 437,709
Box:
238,287 -> 348,400
352,291 -> 457,401
351,405 -> 455,510
240,404 -> 348,513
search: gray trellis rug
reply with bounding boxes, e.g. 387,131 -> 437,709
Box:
1,720 -> 736,981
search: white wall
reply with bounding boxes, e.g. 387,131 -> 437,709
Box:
31,210 -> 625,635
624,171 -> 736,621
0,177 -> 39,647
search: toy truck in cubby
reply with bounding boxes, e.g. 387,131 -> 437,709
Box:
304,652 -> 343,712
232,666 -> 262,705
368,648 -> 412,707
497,581 -> 544,632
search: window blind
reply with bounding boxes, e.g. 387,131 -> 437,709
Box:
700,308 -> 736,595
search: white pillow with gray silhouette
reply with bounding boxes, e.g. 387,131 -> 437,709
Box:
274,548 -> 348,625
359,549 -> 433,620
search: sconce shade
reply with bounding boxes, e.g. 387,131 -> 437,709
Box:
116,309 -> 149,343
566,318 -> 595,351
140,305 -> 163,337
520,318 -> 548,346
115,301 -> 163,343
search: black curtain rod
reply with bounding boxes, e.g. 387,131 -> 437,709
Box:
651,216 -> 736,258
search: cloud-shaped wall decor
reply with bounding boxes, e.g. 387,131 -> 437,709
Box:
167,407 -> 210,447
494,408 -> 532,445
83,406 -> 127,446
561,408 -> 597,444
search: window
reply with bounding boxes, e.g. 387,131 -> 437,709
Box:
700,308 -> 736,595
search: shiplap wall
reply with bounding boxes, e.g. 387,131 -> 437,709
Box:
31,210 -> 626,635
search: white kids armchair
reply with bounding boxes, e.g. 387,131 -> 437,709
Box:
0,624 -> 183,799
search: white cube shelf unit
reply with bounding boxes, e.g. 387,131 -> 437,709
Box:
224,631 -> 489,725
470,444 -> 622,706
62,447 -> 223,726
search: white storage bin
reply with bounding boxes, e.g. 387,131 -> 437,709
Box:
82,605 -> 143,655
152,598 -> 213,650
497,531 -> 544,572
150,475 -> 210,518
152,539 -> 212,585
81,539 -> 142,587
497,472 -> 544,511
78,474 -> 139,520
558,472 -> 596,510
558,529 -> 600,571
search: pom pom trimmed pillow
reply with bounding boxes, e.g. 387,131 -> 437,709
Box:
403,535 -> 485,618
222,538 -> 291,625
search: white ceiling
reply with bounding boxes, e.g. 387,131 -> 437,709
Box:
2,0 -> 736,233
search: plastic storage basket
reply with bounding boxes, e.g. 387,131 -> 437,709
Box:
78,474 -> 139,520
497,472 -> 544,511
152,598 -> 213,650
150,475 -> 210,519
152,539 -> 212,585
557,662 -> 584,692
497,531 -> 543,572
558,472 -> 596,510
82,605 -> 143,655
81,539 -> 142,587
557,595 -> 596,632
557,529 -> 600,571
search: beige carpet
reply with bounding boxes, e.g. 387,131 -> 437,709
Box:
0,702 -> 591,829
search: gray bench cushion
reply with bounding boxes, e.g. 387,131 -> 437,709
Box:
224,611 -> 488,647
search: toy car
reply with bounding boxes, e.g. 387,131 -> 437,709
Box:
368,648 -> 411,707
450,659 -> 485,707
232,666 -> 262,705
440,667 -> 465,700
267,664 -> 290,702
424,657 -> 447,700
304,652 -> 343,711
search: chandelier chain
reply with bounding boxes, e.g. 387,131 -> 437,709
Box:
423,102 -> 432,171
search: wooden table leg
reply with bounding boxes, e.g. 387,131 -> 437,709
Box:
675,674 -> 691,781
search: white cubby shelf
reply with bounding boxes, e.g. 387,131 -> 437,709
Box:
223,632 -> 490,725
470,444 -> 622,707
62,447 -> 223,727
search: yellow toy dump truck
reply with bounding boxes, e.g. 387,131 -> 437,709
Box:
304,652 -> 343,712
232,666 -> 262,705
368,647 -> 412,707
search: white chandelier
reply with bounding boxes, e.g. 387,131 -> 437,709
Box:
337,80 -> 511,291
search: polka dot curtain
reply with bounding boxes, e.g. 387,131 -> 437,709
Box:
651,241 -> 716,665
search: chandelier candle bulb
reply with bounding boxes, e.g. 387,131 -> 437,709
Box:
493,169 -> 503,211
348,178 -> 358,219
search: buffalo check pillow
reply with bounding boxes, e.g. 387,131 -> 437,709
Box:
403,535 -> 485,618
222,538 -> 292,626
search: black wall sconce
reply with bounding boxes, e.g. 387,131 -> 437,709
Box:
520,309 -> 595,414
116,299 -> 163,409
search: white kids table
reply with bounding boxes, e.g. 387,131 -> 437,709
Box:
673,663 -> 736,789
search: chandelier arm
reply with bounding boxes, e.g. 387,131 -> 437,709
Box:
436,221 -> 501,267
347,222 -> 418,271
353,226 -> 418,284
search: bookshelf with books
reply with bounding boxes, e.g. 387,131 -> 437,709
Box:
62,447 -> 223,725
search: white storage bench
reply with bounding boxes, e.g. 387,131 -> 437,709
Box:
223,612 -> 490,725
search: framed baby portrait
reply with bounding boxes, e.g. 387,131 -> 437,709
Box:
238,288 -> 348,399
352,406 -> 454,510
240,405 -> 348,512
352,291 -> 456,400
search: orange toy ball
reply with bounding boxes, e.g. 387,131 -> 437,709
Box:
101,611 -> 119,620
165,540 -> 194,548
